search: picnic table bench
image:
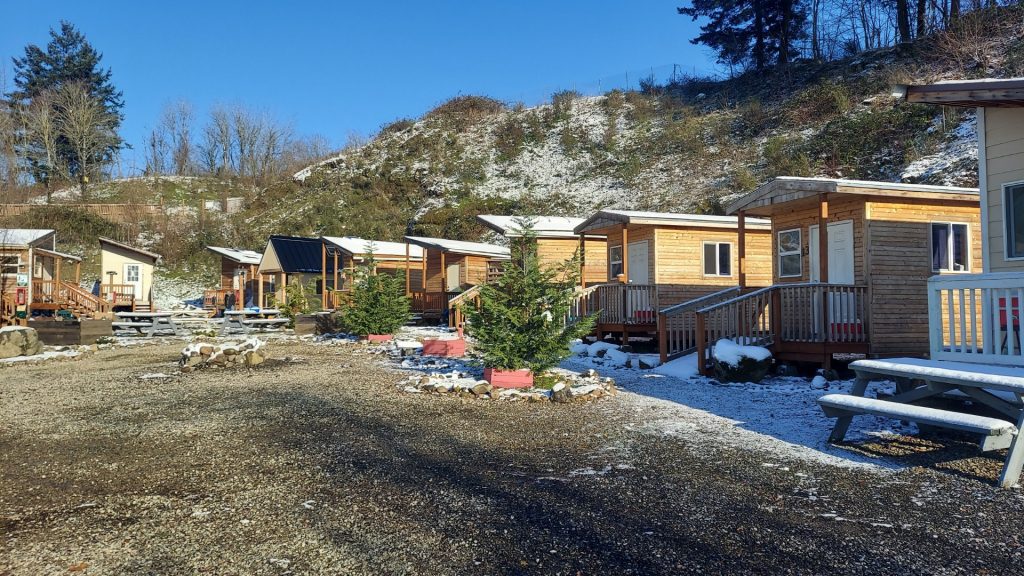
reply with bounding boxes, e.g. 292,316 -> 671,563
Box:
818,357 -> 1024,487
112,312 -> 180,337
220,309 -> 289,336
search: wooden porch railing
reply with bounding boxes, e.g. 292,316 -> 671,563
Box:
1,292 -> 16,326
31,280 -> 58,303
694,283 -> 868,375
102,284 -> 136,307
658,286 -> 743,363
448,286 -> 482,328
593,283 -> 659,325
203,289 -> 241,311
410,290 -> 447,314
569,284 -> 601,323
61,282 -> 109,314
928,272 -> 1024,367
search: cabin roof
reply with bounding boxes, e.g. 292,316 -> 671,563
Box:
574,210 -> 771,234
404,236 -> 511,259
98,237 -> 161,263
321,236 -> 423,259
476,215 -> 603,238
727,176 -> 979,216
895,77 -> 1024,107
0,228 -> 55,248
206,246 -> 262,265
259,235 -> 329,274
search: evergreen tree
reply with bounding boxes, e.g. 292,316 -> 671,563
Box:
8,21 -> 124,186
465,222 -> 596,373
678,0 -> 807,71
342,251 -> 412,336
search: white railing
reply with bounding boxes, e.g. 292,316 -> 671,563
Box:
928,272 -> 1024,366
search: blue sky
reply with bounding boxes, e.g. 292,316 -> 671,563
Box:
2,1 -> 714,170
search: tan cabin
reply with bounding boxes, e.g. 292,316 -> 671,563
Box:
572,210 -> 773,349
403,236 -> 510,322
0,229 -> 92,325
476,215 -> 608,285
319,236 -> 424,309
717,177 -> 981,373
205,246 -> 263,312
257,235 -> 335,309
99,237 -> 160,312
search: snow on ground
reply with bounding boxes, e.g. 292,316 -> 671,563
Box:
712,338 -> 772,365
0,349 -> 80,365
900,112 -> 978,186
152,274 -> 208,310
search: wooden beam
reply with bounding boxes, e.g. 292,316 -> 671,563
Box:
440,251 -> 447,293
321,241 -> 328,309
421,248 -> 427,291
75,261 -> 81,283
257,272 -> 264,309
737,210 -> 746,289
238,267 -> 245,311
818,193 -> 829,283
333,249 -> 339,296
404,242 -> 411,295
579,234 -> 586,289
621,225 -> 629,283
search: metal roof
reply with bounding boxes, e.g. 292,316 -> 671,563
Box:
98,237 -> 162,262
896,78 -> 1024,107
321,236 -> 423,259
262,235 -> 332,274
574,210 -> 771,234
206,246 -> 262,265
0,228 -> 54,248
476,215 -> 600,238
404,236 -> 510,259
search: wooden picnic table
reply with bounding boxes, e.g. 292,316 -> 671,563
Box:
112,311 -> 180,337
220,309 -> 289,336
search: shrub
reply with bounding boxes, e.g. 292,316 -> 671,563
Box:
465,224 -> 596,373
730,167 -> 760,193
805,104 -> 933,178
425,96 -> 505,132
380,118 -> 416,135
787,81 -> 852,125
763,136 -> 813,178
340,253 -> 411,336
494,114 -> 529,163
551,90 -> 579,123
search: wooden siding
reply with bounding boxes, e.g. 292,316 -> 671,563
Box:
537,237 -> 608,284
422,250 -> 488,292
984,107 -> 1024,272
601,224 -> 656,282
769,195 -> 867,284
866,197 -> 982,356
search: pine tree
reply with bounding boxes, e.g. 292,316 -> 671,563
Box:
8,21 -> 124,187
678,0 -> 807,71
465,223 -> 596,373
342,251 -> 411,337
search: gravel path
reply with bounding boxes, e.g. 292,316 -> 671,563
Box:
2,341 -> 1024,575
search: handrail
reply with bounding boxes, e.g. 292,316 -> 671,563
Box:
61,281 -> 110,314
448,285 -> 483,328
658,286 -> 745,363
660,286 -> 742,315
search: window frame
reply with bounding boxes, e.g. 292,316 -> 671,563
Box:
930,221 -> 971,273
0,254 -> 19,276
702,241 -> 733,277
1004,181 -> 1024,261
608,245 -> 623,278
777,228 -> 802,278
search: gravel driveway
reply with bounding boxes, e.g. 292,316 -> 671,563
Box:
2,340 -> 1023,575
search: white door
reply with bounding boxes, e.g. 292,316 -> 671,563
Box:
626,241 -> 649,284
446,263 -> 460,292
809,221 -> 854,284
124,263 -> 143,301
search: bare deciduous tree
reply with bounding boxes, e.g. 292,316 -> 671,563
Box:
53,82 -> 119,199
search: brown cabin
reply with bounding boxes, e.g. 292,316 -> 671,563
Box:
716,177 -> 981,373
403,236 -> 510,321
257,235 -> 336,309
0,228 -> 91,325
319,236 -> 424,308
571,210 -> 773,349
204,246 -> 263,312
476,215 -> 607,285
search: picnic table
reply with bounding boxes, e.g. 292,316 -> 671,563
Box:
220,308 -> 289,336
112,311 -> 180,337
818,357 -> 1024,487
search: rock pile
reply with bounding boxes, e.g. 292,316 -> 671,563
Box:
400,367 -> 617,403
179,339 -> 266,372
0,326 -> 43,359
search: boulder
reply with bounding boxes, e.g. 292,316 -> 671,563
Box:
244,351 -> 265,367
0,327 -> 43,359
712,354 -> 773,384
550,382 -> 573,404
471,382 -> 491,396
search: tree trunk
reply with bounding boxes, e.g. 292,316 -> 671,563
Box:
811,0 -> 820,60
950,0 -> 960,21
753,1 -> 766,70
897,0 -> 912,44
778,0 -> 793,66
917,0 -> 927,38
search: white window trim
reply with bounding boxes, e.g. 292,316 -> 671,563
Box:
608,244 -> 623,277
930,221 -> 971,273
1002,180 -> 1024,261
702,241 -> 734,277
0,254 -> 20,276
778,228 -> 802,278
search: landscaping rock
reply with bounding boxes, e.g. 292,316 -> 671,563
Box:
0,327 -> 42,359
550,382 -> 572,403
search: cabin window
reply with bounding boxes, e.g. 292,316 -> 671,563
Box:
1006,183 -> 1024,259
702,242 -> 732,276
0,255 -> 18,276
778,229 -> 802,278
609,245 -> 623,278
931,223 -> 969,272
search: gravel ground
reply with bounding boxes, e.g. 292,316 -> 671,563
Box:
2,340 -> 1024,575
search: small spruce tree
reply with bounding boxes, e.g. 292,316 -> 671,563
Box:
465,221 -> 596,373
342,250 -> 411,336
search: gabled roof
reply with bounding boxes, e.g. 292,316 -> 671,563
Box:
574,210 -> 771,234
0,229 -> 55,249
895,78 -> 1024,108
258,235 -> 331,274
404,236 -> 510,259
476,215 -> 603,239
99,237 -> 161,263
321,236 -> 423,260
206,246 -> 262,265
726,177 -> 979,216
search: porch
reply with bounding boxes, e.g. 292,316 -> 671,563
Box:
927,272 -> 1024,367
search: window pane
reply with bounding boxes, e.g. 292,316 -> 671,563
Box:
719,244 -> 731,276
1009,186 -> 1024,258
780,254 -> 801,277
931,223 -> 949,271
952,224 -> 968,271
703,244 -> 717,275
779,230 -> 800,253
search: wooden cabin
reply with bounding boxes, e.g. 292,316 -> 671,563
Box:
403,236 -> 510,320
319,236 -> 424,308
99,237 -> 161,312
897,78 -> 1024,367
0,229 -> 90,325
571,210 -> 773,349
476,215 -> 608,285
257,235 -> 335,308
714,177 -> 981,373
205,246 -> 263,312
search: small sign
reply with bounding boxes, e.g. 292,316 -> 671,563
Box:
16,273 -> 28,287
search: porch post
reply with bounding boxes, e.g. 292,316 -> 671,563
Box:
26,247 -> 33,311
321,241 -> 328,309
440,251 -> 446,293
238,268 -> 245,311
737,210 -> 746,289
333,250 -> 339,294
579,234 -> 587,289
404,242 -> 411,295
257,272 -> 264,309
621,225 -> 629,282
75,261 -> 81,283
818,193 -> 829,283
421,249 -> 427,291
55,255 -> 61,287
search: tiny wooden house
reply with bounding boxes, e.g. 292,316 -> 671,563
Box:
403,236 -> 510,317
257,235 -> 335,308
99,237 -> 160,311
319,236 -> 424,307
0,229 -> 84,324
476,215 -> 608,285
205,246 -> 263,311
726,177 -> 981,363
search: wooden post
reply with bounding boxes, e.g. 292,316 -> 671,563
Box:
321,242 -> 328,309
771,289 -> 782,349
75,261 -> 81,283
579,234 -> 587,289
737,210 -> 746,289
404,242 -> 411,295
333,250 -> 339,294
257,272 -> 264,309
658,312 -> 668,364
421,248 -> 428,291
621,225 -> 629,282
238,268 -> 245,311
55,255 -> 61,287
696,313 -> 708,376
440,251 -> 447,293
818,194 -> 829,283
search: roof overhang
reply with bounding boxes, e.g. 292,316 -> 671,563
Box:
574,210 -> 771,235
894,78 -> 1024,107
206,245 -> 262,265
99,237 -> 161,263
321,236 -> 423,260
727,177 -> 979,217
475,215 -> 604,239
404,236 -> 510,259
